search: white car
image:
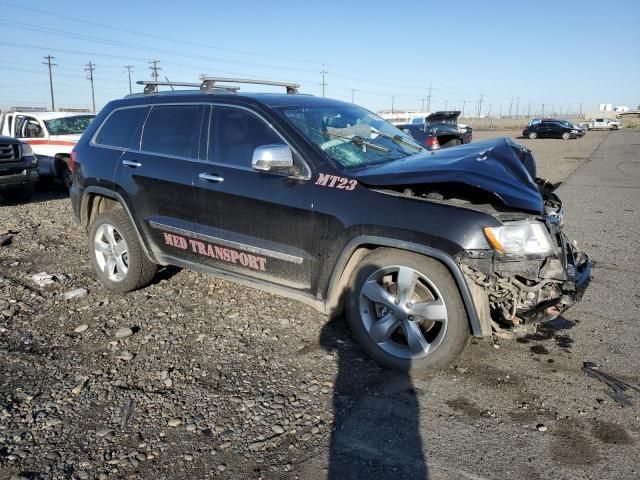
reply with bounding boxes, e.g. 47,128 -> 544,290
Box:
0,111 -> 95,189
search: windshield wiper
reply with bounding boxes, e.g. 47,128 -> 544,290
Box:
371,128 -> 422,152
314,129 -> 390,153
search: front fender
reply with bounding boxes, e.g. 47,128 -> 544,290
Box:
325,235 -> 486,337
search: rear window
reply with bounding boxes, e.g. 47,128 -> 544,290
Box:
95,107 -> 147,149
141,105 -> 203,159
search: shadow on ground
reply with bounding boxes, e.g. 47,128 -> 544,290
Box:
320,315 -> 429,480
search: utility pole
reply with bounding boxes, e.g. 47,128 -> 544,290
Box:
462,100 -> 466,117
488,104 -> 492,117
541,104 -> 545,116
420,97 -> 426,112
527,103 -> 531,117
579,102 -> 583,118
508,97 -> 513,117
499,105 -> 502,118
444,99 -> 448,111
320,63 -> 328,97
124,65 -> 134,95
350,89 -> 356,103
198,73 -> 208,82
477,94 -> 483,118
149,60 -> 161,81
426,82 -> 433,112
43,55 -> 56,111
515,97 -> 520,118
391,95 -> 396,113
85,61 -> 96,113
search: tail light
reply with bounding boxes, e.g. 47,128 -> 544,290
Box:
70,150 -> 77,174
426,136 -> 440,150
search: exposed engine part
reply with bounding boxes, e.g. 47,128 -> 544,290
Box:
461,264 -> 564,328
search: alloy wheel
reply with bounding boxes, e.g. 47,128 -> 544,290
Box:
358,265 -> 448,360
94,223 -> 129,282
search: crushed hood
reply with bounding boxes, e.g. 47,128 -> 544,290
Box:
354,137 -> 544,213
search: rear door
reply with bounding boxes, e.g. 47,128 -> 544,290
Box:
192,104 -> 316,291
113,103 -> 205,263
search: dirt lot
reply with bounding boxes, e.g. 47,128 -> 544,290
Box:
1,130 -> 639,480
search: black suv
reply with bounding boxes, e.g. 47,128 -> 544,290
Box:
523,120 -> 579,140
0,135 -> 38,202
70,77 -> 591,371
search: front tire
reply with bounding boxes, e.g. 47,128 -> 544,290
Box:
89,210 -> 157,292
56,157 -> 72,191
345,248 -> 469,371
528,132 -> 537,139
562,132 -> 571,140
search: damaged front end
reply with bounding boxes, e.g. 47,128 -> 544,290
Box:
460,184 -> 591,333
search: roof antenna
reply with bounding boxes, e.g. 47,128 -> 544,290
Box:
164,76 -> 174,91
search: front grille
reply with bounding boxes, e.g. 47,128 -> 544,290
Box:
0,143 -> 19,163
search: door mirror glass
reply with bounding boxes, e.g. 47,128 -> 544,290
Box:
251,144 -> 294,172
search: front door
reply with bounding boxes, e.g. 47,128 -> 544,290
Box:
192,105 -> 316,292
113,104 -> 205,263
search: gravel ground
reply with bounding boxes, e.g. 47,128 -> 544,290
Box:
1,129 -> 638,480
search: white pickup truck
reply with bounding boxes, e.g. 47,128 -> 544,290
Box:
578,118 -> 621,130
0,111 -> 94,189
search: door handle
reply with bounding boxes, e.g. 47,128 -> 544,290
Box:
122,160 -> 142,168
199,173 -> 224,183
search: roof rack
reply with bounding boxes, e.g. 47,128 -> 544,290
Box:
136,80 -> 240,94
200,77 -> 299,94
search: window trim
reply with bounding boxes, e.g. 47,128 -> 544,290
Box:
91,102 -> 311,180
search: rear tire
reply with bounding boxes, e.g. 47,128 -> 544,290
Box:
345,248 -> 470,371
89,209 -> 157,292
56,157 -> 72,191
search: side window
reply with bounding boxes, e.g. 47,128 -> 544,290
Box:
209,106 -> 283,167
16,116 -> 44,138
141,105 -> 203,159
95,107 -> 147,149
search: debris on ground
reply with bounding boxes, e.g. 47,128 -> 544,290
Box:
582,361 -> 640,406
63,287 -> 89,300
32,271 -> 67,287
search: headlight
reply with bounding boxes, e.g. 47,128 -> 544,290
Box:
483,221 -> 553,255
20,143 -> 34,157
571,130 -> 578,133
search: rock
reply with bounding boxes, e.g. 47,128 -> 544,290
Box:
74,324 -> 89,333
217,464 -> 227,472
184,454 -> 194,461
118,351 -> 135,361
64,288 -> 88,300
272,425 -> 285,435
32,272 -> 56,287
301,432 -> 312,441
115,327 -> 134,339
71,379 -> 88,395
536,423 -> 548,432
168,418 -> 182,427
96,428 -> 115,438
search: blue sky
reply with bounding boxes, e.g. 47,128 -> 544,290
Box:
0,0 -> 638,114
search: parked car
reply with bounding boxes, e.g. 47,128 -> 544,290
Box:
527,118 -> 585,136
522,120 -> 579,140
0,135 -> 38,202
578,118 -> 621,130
70,77 -> 591,371
397,111 -> 472,150
0,111 -> 95,189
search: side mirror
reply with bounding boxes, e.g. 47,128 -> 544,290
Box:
251,144 -> 294,172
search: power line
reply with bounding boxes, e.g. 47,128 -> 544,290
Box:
42,55 -> 56,110
85,61 -> 96,113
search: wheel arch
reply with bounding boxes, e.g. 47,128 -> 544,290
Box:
324,236 -> 485,337
81,186 -> 157,264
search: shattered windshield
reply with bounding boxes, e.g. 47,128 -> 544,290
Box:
44,115 -> 95,136
276,103 -> 423,170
